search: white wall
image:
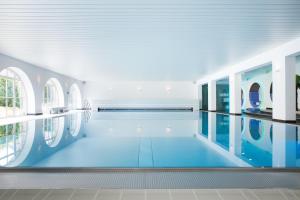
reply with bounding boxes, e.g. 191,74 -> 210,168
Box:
85,81 -> 198,110
0,53 -> 84,114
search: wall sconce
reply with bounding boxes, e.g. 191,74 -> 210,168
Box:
165,127 -> 172,133
165,86 -> 171,93
137,86 -> 143,92
37,75 -> 41,83
136,126 -> 143,133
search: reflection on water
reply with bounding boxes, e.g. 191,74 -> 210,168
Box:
68,113 -> 82,137
0,122 -> 27,166
215,114 -> 230,150
0,111 -> 299,168
43,117 -> 64,147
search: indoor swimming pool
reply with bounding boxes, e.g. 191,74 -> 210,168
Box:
0,111 -> 299,169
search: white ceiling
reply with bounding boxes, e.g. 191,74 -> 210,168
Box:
0,0 -> 300,82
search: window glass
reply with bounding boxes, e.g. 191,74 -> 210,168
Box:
42,79 -> 63,113
0,69 -> 26,118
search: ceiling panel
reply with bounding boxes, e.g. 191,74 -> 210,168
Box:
0,0 -> 300,81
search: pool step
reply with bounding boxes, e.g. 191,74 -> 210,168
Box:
138,138 -> 154,167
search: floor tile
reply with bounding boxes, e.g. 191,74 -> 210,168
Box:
33,190 -> 51,200
146,189 -> 170,200
10,189 -> 42,200
171,190 -> 197,200
253,189 -> 286,200
218,189 -> 246,200
122,190 -> 145,200
0,190 -> 17,200
70,189 -> 98,200
240,189 -> 258,200
44,189 -> 74,200
291,190 -> 300,199
194,189 -> 221,200
279,189 -> 299,200
96,189 -> 122,200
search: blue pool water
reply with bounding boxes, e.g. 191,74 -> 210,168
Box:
0,111 -> 299,168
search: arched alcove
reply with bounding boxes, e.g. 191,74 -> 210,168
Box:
68,84 -> 82,110
42,78 -> 64,113
249,83 -> 261,108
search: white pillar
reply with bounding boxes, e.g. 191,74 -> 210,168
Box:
208,80 -> 216,111
208,112 -> 216,142
272,123 -> 297,167
229,115 -> 242,156
198,85 -> 202,110
229,73 -> 242,115
272,55 -> 296,122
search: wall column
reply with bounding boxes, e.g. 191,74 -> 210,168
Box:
272,55 -> 296,122
208,80 -> 216,111
229,73 -> 242,115
198,85 -> 202,110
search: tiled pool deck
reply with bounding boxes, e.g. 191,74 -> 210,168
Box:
0,189 -> 299,200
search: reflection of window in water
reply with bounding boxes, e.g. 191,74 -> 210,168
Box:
68,114 -> 81,137
297,128 -> 300,159
0,123 -> 27,166
249,119 -> 263,140
43,118 -> 62,147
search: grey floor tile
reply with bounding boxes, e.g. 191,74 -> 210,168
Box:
279,189 -> 299,200
291,190 -> 300,199
10,189 -> 42,200
146,189 -> 170,200
240,189 -> 258,200
218,189 -> 246,200
122,190 -> 145,200
33,190 -> 51,200
253,189 -> 285,200
70,189 -> 98,200
0,191 -> 6,198
44,189 -> 74,200
0,190 -> 17,200
96,189 -> 122,200
194,189 -> 220,200
170,190 -> 197,200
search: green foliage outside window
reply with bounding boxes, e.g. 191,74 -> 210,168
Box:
0,123 -> 23,138
0,78 -> 5,97
0,75 -> 24,116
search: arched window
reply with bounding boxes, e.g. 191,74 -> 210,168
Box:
42,78 -> 64,113
249,83 -> 261,108
0,68 -> 26,117
68,84 -> 82,110
43,117 -> 64,147
249,119 -> 263,141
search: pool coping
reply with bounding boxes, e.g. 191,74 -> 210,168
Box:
1,167 -> 300,173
